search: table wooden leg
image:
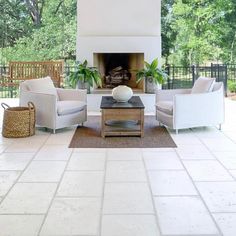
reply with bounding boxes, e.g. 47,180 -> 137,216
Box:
101,110 -> 105,138
140,109 -> 144,137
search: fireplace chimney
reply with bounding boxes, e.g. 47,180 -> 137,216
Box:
76,0 -> 161,66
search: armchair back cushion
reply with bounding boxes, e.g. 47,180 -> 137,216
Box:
191,77 -> 215,94
24,76 -> 58,99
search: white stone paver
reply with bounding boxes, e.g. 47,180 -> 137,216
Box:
74,147 -> 107,153
154,196 -> 220,235
67,152 -> 106,171
34,144 -> 73,161
19,161 -> 66,182
176,144 -> 216,159
57,171 -> 104,197
107,148 -> 142,161
148,170 -> 197,196
0,97 -> 235,235
230,170 -> 236,179
143,152 -> 184,170
103,183 -> 154,214
0,183 -> 57,214
0,215 -> 44,236
196,182 -> 236,213
0,153 -> 34,170
183,160 -> 234,181
0,144 -> 8,154
201,137 -> 236,152
0,171 -> 21,197
106,161 -> 147,182
4,142 -> 42,153
44,129 -> 75,145
40,198 -> 101,236
213,151 -> 236,169
101,215 -> 161,236
213,213 -> 236,236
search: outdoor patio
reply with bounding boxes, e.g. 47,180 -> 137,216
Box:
0,97 -> 235,236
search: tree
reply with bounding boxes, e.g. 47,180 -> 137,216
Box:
0,0 -> 77,63
219,0 -> 236,63
0,0 -> 32,47
166,0 -> 235,65
161,0 -> 177,65
2,0 -> 236,65
24,0 -> 45,27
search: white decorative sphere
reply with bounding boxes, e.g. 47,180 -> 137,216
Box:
112,85 -> 133,103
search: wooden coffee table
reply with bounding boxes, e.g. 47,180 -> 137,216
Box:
100,96 -> 145,138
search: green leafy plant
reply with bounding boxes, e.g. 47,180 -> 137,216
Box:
228,80 -> 236,93
69,60 -> 102,89
136,58 -> 168,85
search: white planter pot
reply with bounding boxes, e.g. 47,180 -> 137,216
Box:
77,81 -> 90,93
112,85 -> 133,102
145,77 -> 157,94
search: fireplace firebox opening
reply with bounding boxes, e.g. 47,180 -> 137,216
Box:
94,53 -> 144,91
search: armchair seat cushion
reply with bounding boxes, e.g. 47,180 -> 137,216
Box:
156,101 -> 173,116
57,101 -> 86,116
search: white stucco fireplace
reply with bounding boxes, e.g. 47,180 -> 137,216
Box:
76,0 -> 161,90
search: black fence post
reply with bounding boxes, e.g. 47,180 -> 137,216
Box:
217,64 -> 220,82
224,64 -> 228,96
165,65 -> 170,89
191,65 -> 195,86
172,65 -> 175,89
10,86 -> 13,98
211,63 -> 214,78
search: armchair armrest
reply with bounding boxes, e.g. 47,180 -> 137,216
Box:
174,89 -> 224,128
156,88 -> 191,102
20,90 -> 57,107
56,88 -> 87,102
20,90 -> 57,128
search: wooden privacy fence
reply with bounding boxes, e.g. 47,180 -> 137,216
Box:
3,61 -> 64,88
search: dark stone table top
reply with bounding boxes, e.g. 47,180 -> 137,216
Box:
100,96 -> 145,109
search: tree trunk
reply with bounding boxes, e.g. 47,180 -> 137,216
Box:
24,0 -> 45,27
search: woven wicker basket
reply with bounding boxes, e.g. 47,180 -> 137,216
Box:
1,102 -> 36,138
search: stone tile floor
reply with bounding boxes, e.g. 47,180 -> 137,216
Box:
0,98 -> 235,236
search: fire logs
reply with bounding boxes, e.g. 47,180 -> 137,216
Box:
104,66 -> 131,88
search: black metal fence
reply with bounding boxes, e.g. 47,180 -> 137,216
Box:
162,64 -> 228,93
0,63 -> 235,98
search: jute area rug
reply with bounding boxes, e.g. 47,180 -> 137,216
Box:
69,116 -> 177,148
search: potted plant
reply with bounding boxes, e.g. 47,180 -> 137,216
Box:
136,58 -> 168,93
69,60 -> 102,93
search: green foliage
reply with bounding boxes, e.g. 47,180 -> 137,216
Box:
0,0 -> 33,47
161,0 -> 177,64
1,0 -> 236,66
136,58 -> 168,85
161,0 -> 236,65
0,0 -> 77,63
228,80 -> 236,93
2,19 -> 76,61
68,60 -> 102,88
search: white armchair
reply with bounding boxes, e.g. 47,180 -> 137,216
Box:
156,82 -> 224,134
19,77 -> 87,133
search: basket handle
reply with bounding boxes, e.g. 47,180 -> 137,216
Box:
28,102 -> 35,136
1,103 -> 10,110
28,102 -> 35,111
